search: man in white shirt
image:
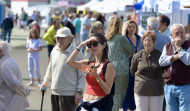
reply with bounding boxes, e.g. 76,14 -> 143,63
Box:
40,27 -> 85,111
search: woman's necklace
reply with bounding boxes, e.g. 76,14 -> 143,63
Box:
92,62 -> 101,69
94,62 -> 102,75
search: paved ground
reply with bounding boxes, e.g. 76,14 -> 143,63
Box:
7,27 -> 167,111
8,28 -> 125,111
9,28 -> 52,111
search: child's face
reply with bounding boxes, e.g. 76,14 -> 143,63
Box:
31,31 -> 36,38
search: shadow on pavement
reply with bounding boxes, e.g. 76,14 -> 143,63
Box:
11,46 -> 25,49
11,37 -> 26,40
24,109 -> 50,111
24,109 -> 40,111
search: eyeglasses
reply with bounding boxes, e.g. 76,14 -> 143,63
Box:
87,41 -> 100,48
100,26 -> 104,29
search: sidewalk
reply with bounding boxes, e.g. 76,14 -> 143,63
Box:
10,27 -> 52,111
10,27 -> 126,111
10,27 -> 46,48
10,28 -> 28,48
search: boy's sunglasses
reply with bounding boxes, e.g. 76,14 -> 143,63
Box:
87,41 -> 100,48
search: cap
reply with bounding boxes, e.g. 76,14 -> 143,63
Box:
31,21 -> 37,25
54,27 -> 73,38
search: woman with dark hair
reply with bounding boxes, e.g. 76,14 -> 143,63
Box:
66,33 -> 115,111
105,17 -> 135,111
122,20 -> 142,111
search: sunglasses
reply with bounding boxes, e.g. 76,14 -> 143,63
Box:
87,41 -> 101,48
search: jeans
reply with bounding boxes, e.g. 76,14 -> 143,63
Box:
3,29 -> 12,43
164,84 -> 190,111
80,33 -> 88,54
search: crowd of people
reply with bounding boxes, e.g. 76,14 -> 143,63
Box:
0,10 -> 190,111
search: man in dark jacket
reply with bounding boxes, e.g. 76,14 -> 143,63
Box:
1,13 -> 14,43
64,13 -> 75,36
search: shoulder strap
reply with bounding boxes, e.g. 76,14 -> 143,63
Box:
102,60 -> 115,98
103,60 -> 110,75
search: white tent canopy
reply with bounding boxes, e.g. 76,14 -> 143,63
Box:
90,0 -> 110,12
117,0 -> 134,12
100,0 -> 122,13
90,0 -> 133,13
77,0 -> 101,11
26,4 -> 57,16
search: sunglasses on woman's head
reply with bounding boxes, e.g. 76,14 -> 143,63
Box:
87,41 -> 100,48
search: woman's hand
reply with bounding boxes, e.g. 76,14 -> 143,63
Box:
81,39 -> 91,46
85,67 -> 99,77
81,38 -> 97,46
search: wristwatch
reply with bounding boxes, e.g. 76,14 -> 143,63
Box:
76,91 -> 83,95
176,47 -> 182,53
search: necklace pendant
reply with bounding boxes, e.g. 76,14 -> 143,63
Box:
91,65 -> 94,69
94,62 -> 101,68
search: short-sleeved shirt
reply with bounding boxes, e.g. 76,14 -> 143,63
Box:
73,17 -> 81,34
26,38 -> 42,56
80,16 -> 91,34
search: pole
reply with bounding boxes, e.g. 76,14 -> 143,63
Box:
40,87 -> 46,111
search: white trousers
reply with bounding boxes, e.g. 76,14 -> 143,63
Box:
28,53 -> 41,79
134,93 -> 164,111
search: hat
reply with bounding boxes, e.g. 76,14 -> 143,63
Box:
54,27 -> 73,38
31,21 -> 37,25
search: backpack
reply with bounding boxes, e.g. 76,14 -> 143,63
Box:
102,61 -> 115,109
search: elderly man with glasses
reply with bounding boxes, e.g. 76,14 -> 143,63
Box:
159,24 -> 190,111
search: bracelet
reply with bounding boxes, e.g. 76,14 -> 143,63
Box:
76,48 -> 80,51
